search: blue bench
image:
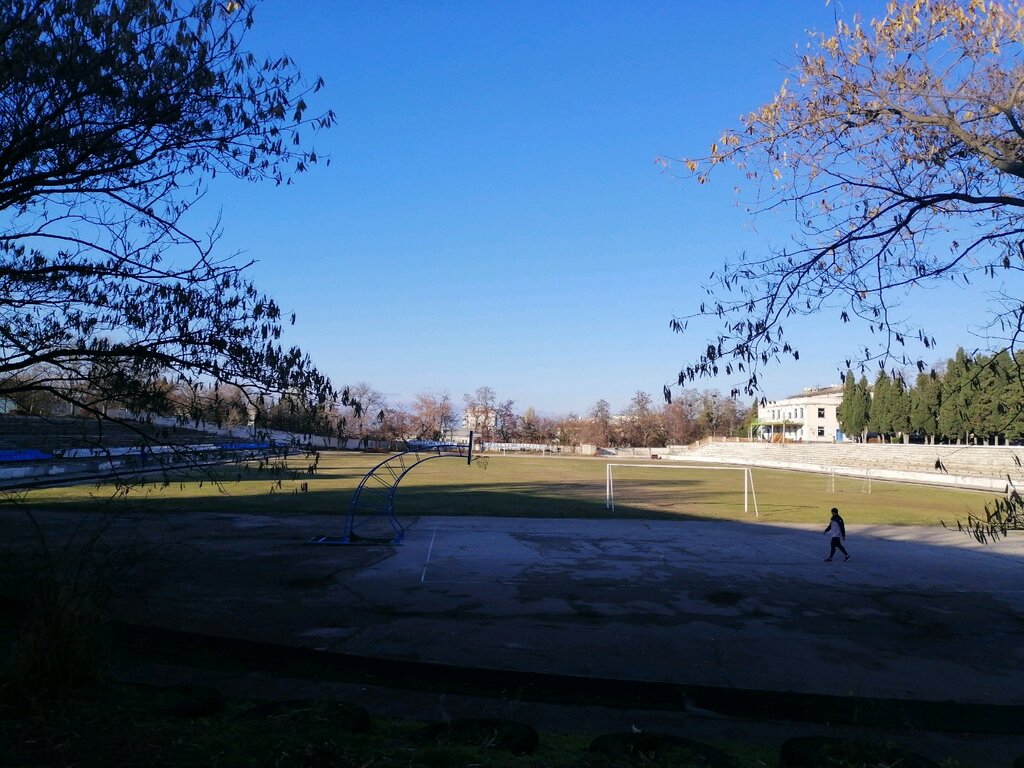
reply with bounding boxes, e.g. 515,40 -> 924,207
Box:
0,449 -> 54,463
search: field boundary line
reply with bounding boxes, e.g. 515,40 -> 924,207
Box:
420,525 -> 438,583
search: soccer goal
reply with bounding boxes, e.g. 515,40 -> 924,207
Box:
826,466 -> 873,494
605,463 -> 759,517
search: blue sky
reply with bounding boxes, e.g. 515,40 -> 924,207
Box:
197,0 -> 976,415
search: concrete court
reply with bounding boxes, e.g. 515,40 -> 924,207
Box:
369,516 -> 1024,705
19,508 -> 1017,709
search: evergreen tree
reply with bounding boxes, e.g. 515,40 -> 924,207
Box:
739,398 -> 760,440
857,376 -> 872,442
938,349 -> 972,443
890,375 -> 912,443
868,371 -> 892,441
969,353 -> 1003,444
586,399 -> 613,447
909,372 -> 940,444
838,370 -> 869,442
1005,352 -> 1024,443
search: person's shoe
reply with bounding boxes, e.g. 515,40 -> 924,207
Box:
844,554 -> 850,561
824,557 -> 832,562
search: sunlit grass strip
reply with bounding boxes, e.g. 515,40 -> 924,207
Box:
6,452 -> 996,527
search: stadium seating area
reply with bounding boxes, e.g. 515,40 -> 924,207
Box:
0,414 -> 222,454
675,440 -> 1024,488
0,415 -> 281,489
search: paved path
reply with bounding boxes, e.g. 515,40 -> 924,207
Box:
329,517 -> 1024,704
2,512 -> 1024,704
9,511 -> 1017,705
6,509 -> 1024,765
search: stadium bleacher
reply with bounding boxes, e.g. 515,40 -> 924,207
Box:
0,415 -> 277,488
0,414 -> 222,453
672,440 -> 1024,491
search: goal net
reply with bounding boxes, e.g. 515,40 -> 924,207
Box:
605,463 -> 759,517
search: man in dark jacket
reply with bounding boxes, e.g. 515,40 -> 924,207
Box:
823,507 -> 850,562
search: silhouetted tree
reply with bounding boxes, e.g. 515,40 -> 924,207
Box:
0,0 -> 345,429
665,1 -> 1024,397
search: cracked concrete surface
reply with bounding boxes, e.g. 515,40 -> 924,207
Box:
4,510 -> 1022,707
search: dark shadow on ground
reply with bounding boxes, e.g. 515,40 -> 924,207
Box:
4,478 -> 721,522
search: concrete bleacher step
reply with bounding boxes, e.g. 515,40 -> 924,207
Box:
0,415 -> 226,453
675,441 -> 1024,490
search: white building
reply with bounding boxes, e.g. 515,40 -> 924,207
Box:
462,406 -> 497,433
757,385 -> 846,443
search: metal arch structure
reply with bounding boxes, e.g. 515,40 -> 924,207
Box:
308,433 -> 474,545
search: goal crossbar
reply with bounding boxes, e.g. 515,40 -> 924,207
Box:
605,463 -> 759,517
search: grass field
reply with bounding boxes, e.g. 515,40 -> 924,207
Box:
6,450 -> 998,528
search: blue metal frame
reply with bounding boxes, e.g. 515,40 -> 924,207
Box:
309,433 -> 474,545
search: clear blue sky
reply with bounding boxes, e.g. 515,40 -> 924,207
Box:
197,0 -> 975,416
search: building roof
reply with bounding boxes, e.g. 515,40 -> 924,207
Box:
786,384 -> 844,399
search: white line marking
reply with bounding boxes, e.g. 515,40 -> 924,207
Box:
774,542 -> 818,559
773,540 -> 873,576
421,525 -> 438,583
416,526 -> 1024,594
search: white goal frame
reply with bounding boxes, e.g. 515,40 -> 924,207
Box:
605,463 -> 759,517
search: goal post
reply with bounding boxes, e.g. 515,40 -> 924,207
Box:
605,463 -> 759,517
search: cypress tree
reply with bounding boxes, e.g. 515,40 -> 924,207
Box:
910,371 -> 940,444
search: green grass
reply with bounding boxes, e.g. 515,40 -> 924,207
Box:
5,451 -> 996,528
0,682 -> 590,768
2,678 -> 975,768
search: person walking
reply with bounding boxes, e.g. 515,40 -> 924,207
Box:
823,507 -> 850,562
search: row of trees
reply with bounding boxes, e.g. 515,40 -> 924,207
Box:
3,363 -> 344,435
6,1 -> 1019,444
328,386 -> 751,449
17,345 -> 1024,450
582,390 -> 751,448
3,367 -> 754,449
254,385 -> 755,449
839,349 -> 1024,445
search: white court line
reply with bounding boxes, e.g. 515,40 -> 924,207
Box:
771,541 -> 870,576
417,526 -> 1024,592
420,525 -> 438,583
